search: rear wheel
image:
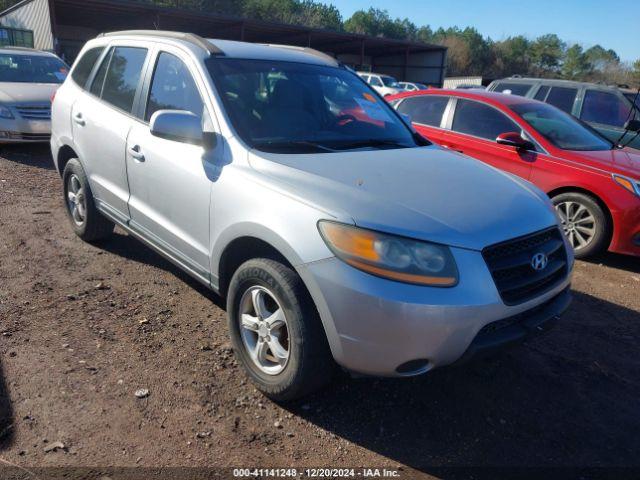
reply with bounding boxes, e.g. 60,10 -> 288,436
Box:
62,158 -> 114,242
227,258 -> 334,401
552,192 -> 610,258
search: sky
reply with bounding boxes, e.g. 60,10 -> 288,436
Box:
329,0 -> 640,63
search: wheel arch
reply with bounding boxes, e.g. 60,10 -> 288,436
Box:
547,185 -> 614,247
216,236 -> 295,299
56,144 -> 79,177
213,229 -> 341,361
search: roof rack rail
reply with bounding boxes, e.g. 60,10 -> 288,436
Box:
98,30 -> 224,56
261,44 -> 338,66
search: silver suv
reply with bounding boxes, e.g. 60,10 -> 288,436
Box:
51,31 -> 573,400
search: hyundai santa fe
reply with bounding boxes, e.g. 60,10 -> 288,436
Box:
51,31 -> 573,400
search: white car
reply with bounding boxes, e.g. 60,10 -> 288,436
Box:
0,47 -> 68,143
398,81 -> 428,92
357,72 -> 402,97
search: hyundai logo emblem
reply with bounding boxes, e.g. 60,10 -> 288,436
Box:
531,252 -> 549,271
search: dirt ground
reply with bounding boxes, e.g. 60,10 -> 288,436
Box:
0,144 -> 639,479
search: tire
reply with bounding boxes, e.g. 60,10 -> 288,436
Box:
551,192 -> 610,259
227,258 -> 334,401
62,158 -> 114,242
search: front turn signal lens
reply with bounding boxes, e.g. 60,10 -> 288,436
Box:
318,221 -> 458,287
613,174 -> 640,197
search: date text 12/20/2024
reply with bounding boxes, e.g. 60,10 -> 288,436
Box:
233,468 -> 402,478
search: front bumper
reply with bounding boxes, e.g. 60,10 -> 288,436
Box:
609,205 -> 640,257
298,246 -> 572,377
0,116 -> 51,143
453,287 -> 571,365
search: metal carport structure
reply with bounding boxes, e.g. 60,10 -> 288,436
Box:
1,0 -> 447,85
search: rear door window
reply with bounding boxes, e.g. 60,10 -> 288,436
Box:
580,89 -> 632,127
452,98 -> 520,140
396,96 -> 449,127
493,82 -> 533,96
545,87 -> 578,114
93,46 -> 148,113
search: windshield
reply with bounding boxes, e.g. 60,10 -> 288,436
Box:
0,53 -> 68,84
207,58 -> 422,154
511,102 -> 612,151
381,76 -> 400,88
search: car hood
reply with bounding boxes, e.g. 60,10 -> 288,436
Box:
565,148 -> 640,178
0,82 -> 58,104
249,145 -> 558,251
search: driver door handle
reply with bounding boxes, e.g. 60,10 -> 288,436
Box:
128,145 -> 145,162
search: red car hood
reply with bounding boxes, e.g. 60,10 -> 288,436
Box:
563,148 -> 640,178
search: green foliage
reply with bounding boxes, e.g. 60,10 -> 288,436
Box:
344,8 -> 416,40
562,44 -> 591,79
530,34 -> 565,74
585,45 -> 620,71
492,36 -> 530,77
243,0 -> 342,30
633,60 -> 640,85
0,0 -> 20,11
428,26 -> 493,76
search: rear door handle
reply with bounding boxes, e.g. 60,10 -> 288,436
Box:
73,113 -> 85,126
128,145 -> 145,162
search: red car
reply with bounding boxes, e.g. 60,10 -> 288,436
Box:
388,89 -> 640,258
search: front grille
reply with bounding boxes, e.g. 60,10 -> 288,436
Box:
15,105 -> 51,120
483,227 -> 568,306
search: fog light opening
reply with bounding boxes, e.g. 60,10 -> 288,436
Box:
634,233 -> 640,247
395,359 -> 430,376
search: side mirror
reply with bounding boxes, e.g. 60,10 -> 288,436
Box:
496,131 -> 535,151
150,110 -> 205,146
624,119 -> 640,132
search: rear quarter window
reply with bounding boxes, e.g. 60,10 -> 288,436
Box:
580,89 -> 632,127
71,47 -> 105,89
396,96 -> 449,127
493,82 -> 533,96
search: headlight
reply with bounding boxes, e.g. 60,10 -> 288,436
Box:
318,221 -> 458,287
0,106 -> 13,119
613,174 -> 640,197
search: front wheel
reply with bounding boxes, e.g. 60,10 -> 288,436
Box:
552,192 -> 610,258
226,258 -> 334,401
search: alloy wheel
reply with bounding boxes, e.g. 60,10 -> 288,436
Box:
66,174 -> 87,226
238,286 -> 290,375
555,200 -> 596,251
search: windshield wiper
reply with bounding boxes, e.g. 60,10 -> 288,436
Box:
253,140 -> 338,153
333,139 -> 414,150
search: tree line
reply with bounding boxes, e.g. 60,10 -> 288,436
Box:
1,0 -> 638,86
